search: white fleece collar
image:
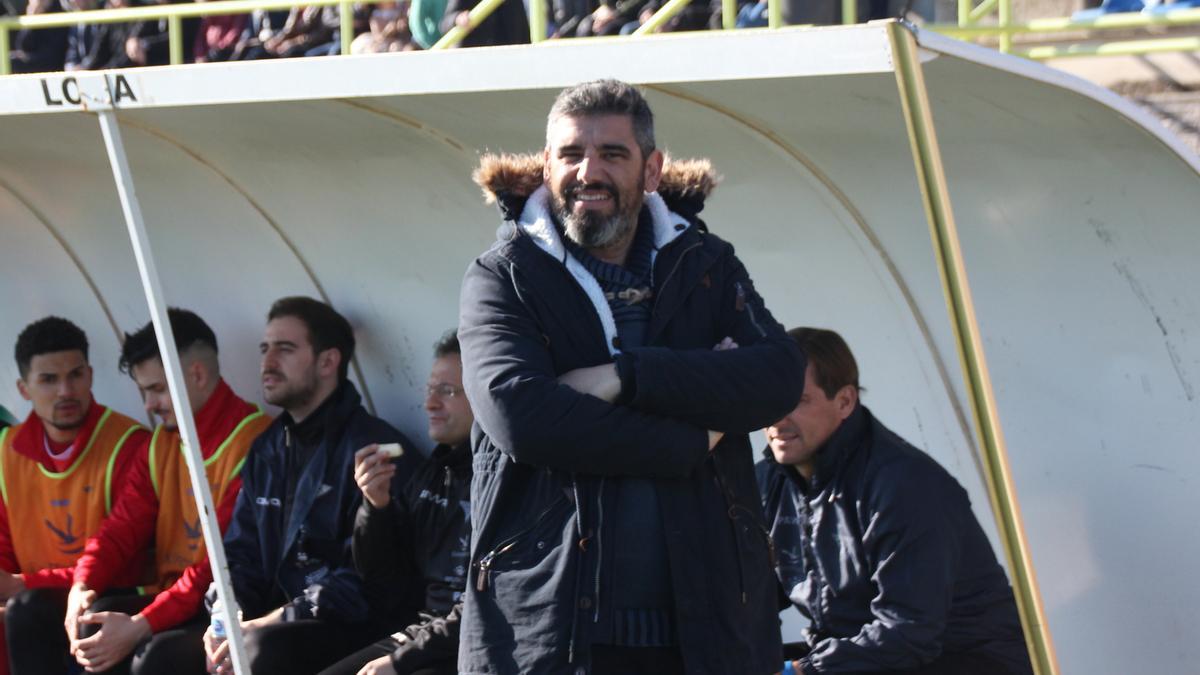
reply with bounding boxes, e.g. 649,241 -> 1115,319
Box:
517,185 -> 691,356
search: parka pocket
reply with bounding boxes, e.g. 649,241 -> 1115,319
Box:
474,493 -> 572,593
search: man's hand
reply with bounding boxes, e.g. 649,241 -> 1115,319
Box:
72,611 -> 151,672
354,444 -> 396,509
204,610 -> 279,674
123,36 -> 146,65
0,570 -> 25,602
713,336 -> 739,351
454,10 -> 471,27
558,364 -> 621,404
356,654 -> 398,675
203,622 -> 231,674
64,582 -> 97,644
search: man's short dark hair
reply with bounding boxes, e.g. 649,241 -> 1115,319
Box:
15,317 -> 89,379
433,329 -> 460,359
547,79 -> 656,159
787,327 -> 860,400
119,308 -> 219,375
268,296 -> 356,382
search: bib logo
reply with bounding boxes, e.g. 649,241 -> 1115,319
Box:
44,509 -> 84,556
184,517 -> 203,550
40,74 -> 137,107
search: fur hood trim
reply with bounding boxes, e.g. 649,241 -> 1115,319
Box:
472,153 -> 719,220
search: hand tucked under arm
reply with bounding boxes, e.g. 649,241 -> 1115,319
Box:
557,363 -> 622,403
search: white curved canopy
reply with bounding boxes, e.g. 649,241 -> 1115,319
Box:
1,23 -> 1197,674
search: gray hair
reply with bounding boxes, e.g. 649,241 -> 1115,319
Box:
546,79 -> 656,159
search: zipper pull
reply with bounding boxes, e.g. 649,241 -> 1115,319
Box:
476,554 -> 494,592
474,541 -> 517,592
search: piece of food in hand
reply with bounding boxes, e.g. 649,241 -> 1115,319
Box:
377,443 -> 405,458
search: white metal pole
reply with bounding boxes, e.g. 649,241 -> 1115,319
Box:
96,101 -> 250,675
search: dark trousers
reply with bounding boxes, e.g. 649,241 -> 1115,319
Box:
78,595 -> 207,675
784,642 -> 1016,675
590,645 -> 685,675
241,619 -> 387,674
6,587 -> 71,674
6,588 -> 207,675
318,634 -> 456,675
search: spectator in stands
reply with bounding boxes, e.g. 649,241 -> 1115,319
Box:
239,4 -> 341,59
439,0 -> 528,47
408,0 -> 446,48
757,327 -> 1033,675
549,0 -> 590,37
9,0 -> 68,74
62,0 -> 198,70
204,297 -> 419,674
351,1 -> 415,54
58,310 -> 271,675
0,317 -> 150,674
611,0 -> 719,33
221,8 -> 289,61
573,0 -> 649,37
193,0 -> 248,63
320,330 -> 474,675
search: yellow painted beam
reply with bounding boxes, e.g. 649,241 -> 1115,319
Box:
430,0 -> 507,48
633,0 -> 692,35
886,19 -> 1060,675
1019,35 -> 1200,58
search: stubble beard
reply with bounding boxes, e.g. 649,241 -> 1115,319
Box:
263,369 -> 320,413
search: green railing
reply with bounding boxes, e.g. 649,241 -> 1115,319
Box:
3,0 -> 1200,76
933,5 -> 1200,58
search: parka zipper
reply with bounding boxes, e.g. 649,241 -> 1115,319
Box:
651,242 -> 704,317
473,496 -> 568,592
591,476 -> 605,622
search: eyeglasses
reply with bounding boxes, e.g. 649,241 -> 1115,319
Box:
426,383 -> 463,399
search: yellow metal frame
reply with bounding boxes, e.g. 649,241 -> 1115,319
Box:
887,19 -> 1059,675
431,0 -> 508,48
0,0 -> 509,73
6,0 -> 1200,76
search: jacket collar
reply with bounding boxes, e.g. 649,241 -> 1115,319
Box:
766,403 -> 870,496
432,441 -> 473,471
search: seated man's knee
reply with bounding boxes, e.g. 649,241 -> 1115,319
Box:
5,587 -> 61,625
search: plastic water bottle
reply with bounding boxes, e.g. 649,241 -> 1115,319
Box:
208,596 -> 227,672
210,596 -> 228,641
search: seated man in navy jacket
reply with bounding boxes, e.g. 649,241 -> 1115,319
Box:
204,296 -> 418,673
757,327 -> 1033,675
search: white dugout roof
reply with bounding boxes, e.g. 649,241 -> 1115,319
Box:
1,21 -> 1198,674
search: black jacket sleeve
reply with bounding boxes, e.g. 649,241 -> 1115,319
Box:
391,602 -> 464,672
617,245 -> 805,434
459,255 -> 712,479
351,473 -> 421,621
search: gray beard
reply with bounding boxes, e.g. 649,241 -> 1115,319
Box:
559,208 -> 635,250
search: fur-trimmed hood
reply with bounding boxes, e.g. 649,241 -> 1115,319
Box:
472,152 -> 720,222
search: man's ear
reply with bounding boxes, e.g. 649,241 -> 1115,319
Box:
835,385 -> 858,421
543,147 -> 551,184
188,359 -> 208,390
643,148 -> 664,194
318,348 -> 341,379
17,378 -> 30,402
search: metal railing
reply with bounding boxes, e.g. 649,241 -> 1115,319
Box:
933,5 -> 1200,58
2,0 -> 1198,74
